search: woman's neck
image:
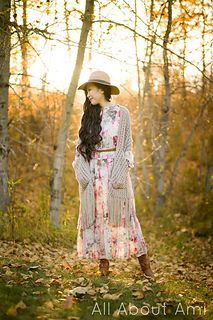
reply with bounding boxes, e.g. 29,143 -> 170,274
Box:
100,102 -> 113,108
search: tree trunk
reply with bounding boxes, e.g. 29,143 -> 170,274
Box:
132,0 -> 150,197
50,0 -> 95,227
64,0 -> 71,52
155,0 -> 172,213
0,0 -> 11,212
13,0 -> 29,99
88,21 -> 93,73
180,0 -> 187,100
21,0 -> 29,98
201,0 -> 206,95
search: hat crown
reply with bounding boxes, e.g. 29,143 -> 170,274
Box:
88,71 -> 111,84
78,70 -> 120,95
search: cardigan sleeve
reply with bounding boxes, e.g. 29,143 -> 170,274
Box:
72,136 -> 81,170
72,136 -> 92,189
124,108 -> 134,168
125,150 -> 134,168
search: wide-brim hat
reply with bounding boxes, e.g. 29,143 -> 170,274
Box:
78,70 -> 120,95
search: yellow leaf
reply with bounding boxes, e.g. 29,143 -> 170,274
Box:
132,290 -> 145,299
143,285 -> 153,292
43,300 -> 54,309
6,301 -> 26,317
32,291 -> 42,295
74,277 -> 89,286
6,305 -> 17,317
35,278 -> 45,284
5,270 -> 13,276
103,293 -> 122,300
15,301 -> 27,310
112,309 -> 121,318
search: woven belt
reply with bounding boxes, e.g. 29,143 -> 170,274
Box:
94,147 -> 116,152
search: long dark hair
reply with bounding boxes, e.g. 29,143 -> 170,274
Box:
77,82 -> 112,162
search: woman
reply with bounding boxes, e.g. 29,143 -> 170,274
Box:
72,70 -> 155,279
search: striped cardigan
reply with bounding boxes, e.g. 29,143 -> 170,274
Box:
72,105 -> 133,231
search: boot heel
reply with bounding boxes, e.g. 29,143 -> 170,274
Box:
138,254 -> 155,280
99,259 -> 110,276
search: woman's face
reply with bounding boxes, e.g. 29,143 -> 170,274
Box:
86,83 -> 104,105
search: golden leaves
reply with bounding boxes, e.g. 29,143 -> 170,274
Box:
6,301 -> 27,317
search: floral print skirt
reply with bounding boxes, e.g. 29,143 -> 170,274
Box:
76,152 -> 148,260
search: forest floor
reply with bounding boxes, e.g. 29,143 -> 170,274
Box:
0,212 -> 212,320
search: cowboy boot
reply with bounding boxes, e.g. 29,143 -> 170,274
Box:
99,259 -> 110,276
137,254 -> 155,280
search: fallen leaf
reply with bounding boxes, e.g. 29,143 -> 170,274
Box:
99,286 -> 109,294
29,265 -> 39,271
6,300 -> 27,317
35,278 -> 45,284
32,291 -> 42,295
49,278 -> 62,285
5,270 -> 13,276
103,293 -> 123,300
87,288 -> 96,296
20,273 -> 33,280
6,305 -> 17,317
63,288 -> 72,295
43,300 -> 54,309
16,301 -> 27,310
112,309 -> 121,318
135,279 -> 149,285
132,290 -> 145,299
74,277 -> 89,286
71,286 -> 87,297
143,285 -> 153,292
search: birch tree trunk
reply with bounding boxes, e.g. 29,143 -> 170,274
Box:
50,0 -> 95,226
64,0 -> 71,52
199,0 -> 207,185
13,0 -> 29,99
201,0 -> 207,95
179,0 -> 187,100
155,0 -> 172,213
132,0 -> 155,198
88,20 -> 93,73
132,0 -> 149,197
0,0 -> 11,212
21,0 -> 29,97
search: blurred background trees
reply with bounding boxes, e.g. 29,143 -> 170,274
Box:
0,0 -> 212,245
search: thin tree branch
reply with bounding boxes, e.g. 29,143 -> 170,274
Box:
92,18 -> 212,82
167,96 -> 212,196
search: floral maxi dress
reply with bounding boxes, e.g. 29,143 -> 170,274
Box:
74,104 -> 148,260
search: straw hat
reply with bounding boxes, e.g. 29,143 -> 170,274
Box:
78,70 -> 120,95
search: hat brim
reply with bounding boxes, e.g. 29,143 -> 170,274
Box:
78,80 -> 120,95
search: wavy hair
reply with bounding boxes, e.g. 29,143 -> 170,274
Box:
77,83 -> 112,162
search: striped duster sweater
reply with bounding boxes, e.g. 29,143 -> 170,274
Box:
72,105 -> 133,231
